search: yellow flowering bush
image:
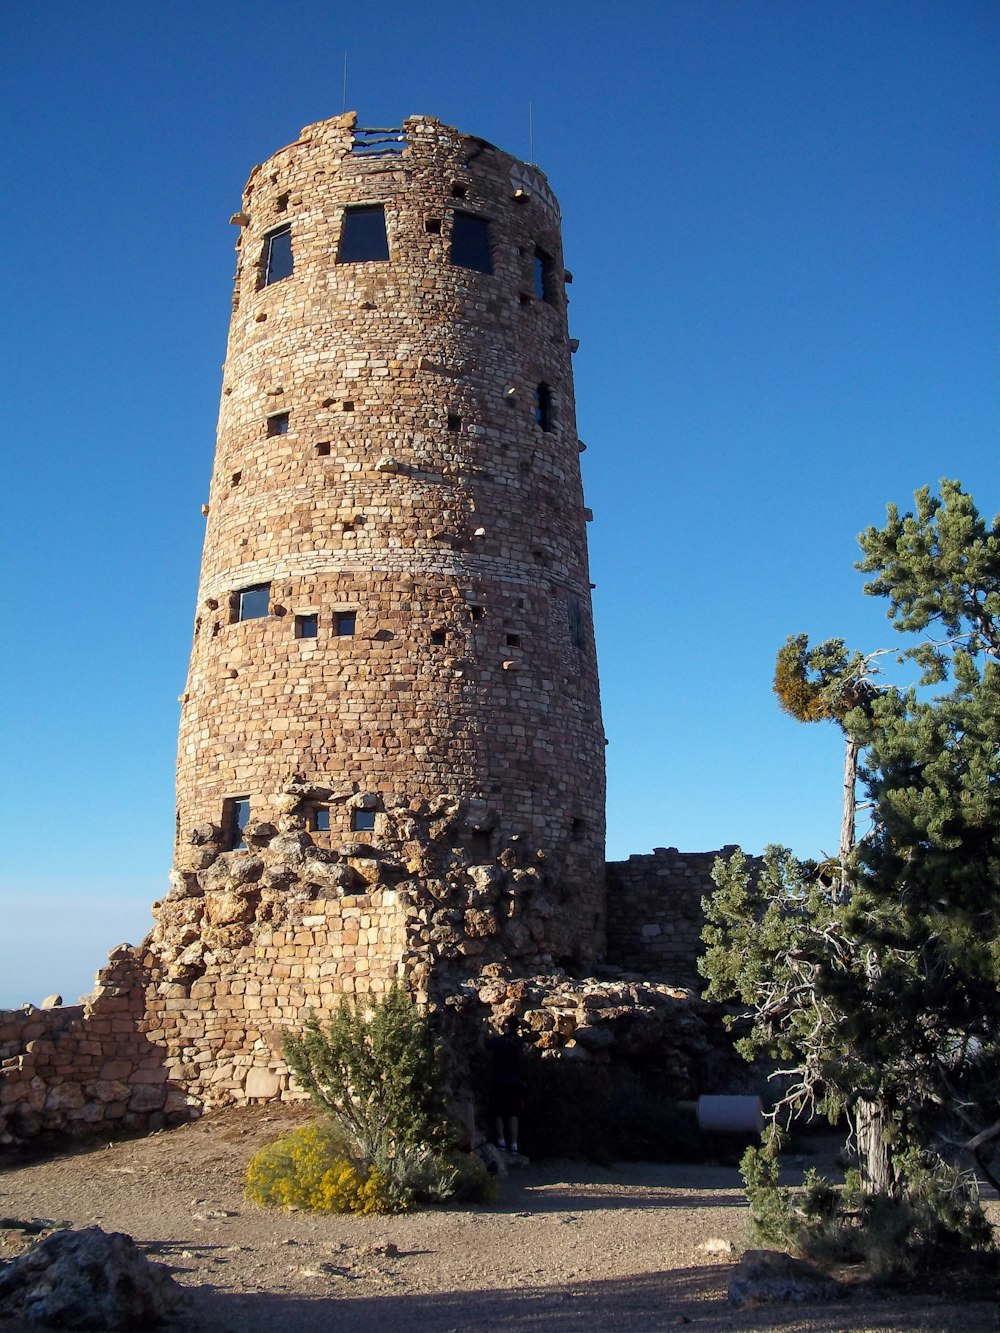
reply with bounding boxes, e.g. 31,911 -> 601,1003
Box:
245,1122 -> 396,1214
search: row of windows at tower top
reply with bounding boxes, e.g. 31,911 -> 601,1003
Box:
260,207 -> 556,295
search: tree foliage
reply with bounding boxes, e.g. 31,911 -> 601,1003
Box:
701,480 -> 1000,1262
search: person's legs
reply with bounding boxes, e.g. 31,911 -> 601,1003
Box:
494,1116 -> 506,1149
508,1115 -> 519,1153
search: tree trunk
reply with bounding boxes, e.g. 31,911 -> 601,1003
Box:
854,1098 -> 899,1196
839,735 -> 860,903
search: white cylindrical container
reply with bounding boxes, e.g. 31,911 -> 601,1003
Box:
697,1095 -> 765,1135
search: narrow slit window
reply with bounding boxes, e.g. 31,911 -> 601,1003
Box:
335,610 -> 357,637
225,797 -> 251,850
533,247 -> 554,301
571,817 -> 586,842
237,584 -> 270,621
295,614 -> 318,639
267,412 -> 289,436
567,597 -> 584,649
338,205 -> 390,263
351,808 -> 376,832
450,212 -> 492,273
534,383 -> 553,431
262,226 -> 293,285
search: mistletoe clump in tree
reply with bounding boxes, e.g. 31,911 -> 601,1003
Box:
701,480 -> 999,1270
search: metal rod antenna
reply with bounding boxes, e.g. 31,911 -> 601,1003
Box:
342,52 -> 348,114
528,101 -> 534,163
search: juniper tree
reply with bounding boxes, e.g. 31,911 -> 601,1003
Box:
702,480 -> 1000,1212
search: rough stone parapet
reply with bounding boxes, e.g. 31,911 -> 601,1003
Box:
605,846 -> 743,986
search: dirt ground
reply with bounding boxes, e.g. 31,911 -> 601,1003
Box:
0,1106 -> 997,1332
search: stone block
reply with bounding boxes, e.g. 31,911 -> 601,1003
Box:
245,1067 -> 281,1100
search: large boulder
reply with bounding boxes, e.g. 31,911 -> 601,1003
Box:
0,1226 -> 183,1329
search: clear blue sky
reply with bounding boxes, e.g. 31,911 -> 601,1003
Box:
2,1 -> 996,1007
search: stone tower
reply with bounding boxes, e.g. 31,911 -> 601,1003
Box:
176,112 -> 606,960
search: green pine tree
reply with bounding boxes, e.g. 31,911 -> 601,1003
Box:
701,480 -> 1000,1253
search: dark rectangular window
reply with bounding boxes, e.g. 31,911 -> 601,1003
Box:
567,597 -> 584,649
311,807 -> 331,832
263,226 -> 293,285
351,808 -> 376,832
431,629 -> 447,645
446,413 -> 462,431
335,610 -> 357,636
225,797 -> 251,850
295,614 -> 318,638
238,584 -> 270,621
267,412 -> 289,437
533,247 -> 553,301
338,205 -> 390,263
450,212 -> 492,273
534,382 -> 553,431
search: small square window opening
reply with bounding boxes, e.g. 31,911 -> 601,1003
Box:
335,610 -> 357,636
425,217 -> 442,234
295,614 -> 318,639
450,212 -> 492,274
571,817 -> 586,842
262,226 -> 293,285
505,633 -> 521,647
315,441 -> 331,456
451,183 -> 467,198
431,629 -> 447,645
351,808 -> 376,832
446,413 -> 462,431
311,807 -> 331,832
267,412 -> 289,437
338,205 -> 390,263
237,584 -> 270,621
469,605 -> 484,622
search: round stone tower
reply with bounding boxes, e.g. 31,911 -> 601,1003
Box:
176,112 -> 606,959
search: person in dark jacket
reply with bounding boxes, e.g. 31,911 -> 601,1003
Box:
485,1016 -> 533,1153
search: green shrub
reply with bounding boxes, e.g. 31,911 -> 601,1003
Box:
245,1122 -> 395,1214
282,985 -> 457,1209
740,1142 -> 996,1277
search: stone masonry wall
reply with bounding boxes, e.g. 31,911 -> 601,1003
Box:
176,111 -> 606,964
605,846 -> 741,986
1,816 -> 748,1145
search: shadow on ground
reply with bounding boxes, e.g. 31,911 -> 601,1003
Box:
178,1266 -> 999,1333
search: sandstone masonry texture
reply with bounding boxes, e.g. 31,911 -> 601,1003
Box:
176,112 -> 606,961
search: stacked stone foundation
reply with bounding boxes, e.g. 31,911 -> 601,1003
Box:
1,818 -> 748,1145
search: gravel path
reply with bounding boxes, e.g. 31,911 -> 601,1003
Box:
1,1106 -> 996,1331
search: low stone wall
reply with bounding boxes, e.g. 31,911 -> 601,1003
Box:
1,820 -> 753,1146
605,846 -> 741,986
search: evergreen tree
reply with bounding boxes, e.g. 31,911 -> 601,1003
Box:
701,481 -> 1000,1213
